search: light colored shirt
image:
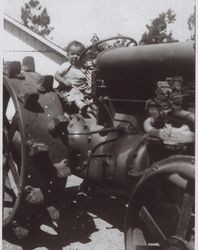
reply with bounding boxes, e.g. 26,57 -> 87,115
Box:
58,62 -> 88,92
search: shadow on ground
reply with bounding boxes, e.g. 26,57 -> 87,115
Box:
3,190 -> 127,250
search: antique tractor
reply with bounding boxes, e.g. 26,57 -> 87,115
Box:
3,37 -> 195,250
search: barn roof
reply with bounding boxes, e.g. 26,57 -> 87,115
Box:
4,14 -> 67,58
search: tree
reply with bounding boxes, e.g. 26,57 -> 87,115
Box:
139,9 -> 177,45
188,8 -> 195,40
21,0 -> 53,37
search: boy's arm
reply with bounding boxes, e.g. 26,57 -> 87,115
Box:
54,63 -> 72,88
54,70 -> 70,87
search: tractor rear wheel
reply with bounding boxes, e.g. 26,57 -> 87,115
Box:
3,82 -> 27,227
3,66 -> 69,233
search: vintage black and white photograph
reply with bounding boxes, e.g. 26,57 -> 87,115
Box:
2,0 -> 196,249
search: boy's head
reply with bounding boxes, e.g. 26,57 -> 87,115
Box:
66,41 -> 85,67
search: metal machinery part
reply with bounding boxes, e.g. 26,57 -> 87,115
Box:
57,110 -> 150,188
3,65 -> 151,229
92,41 -> 195,115
95,41 -> 194,78
3,39 -> 195,250
90,40 -> 195,250
86,132 -> 149,186
125,155 -> 195,250
3,62 -> 150,230
3,63 -> 69,229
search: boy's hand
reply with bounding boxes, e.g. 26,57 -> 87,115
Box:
63,79 -> 72,88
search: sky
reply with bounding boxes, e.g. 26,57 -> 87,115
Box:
3,0 -> 195,47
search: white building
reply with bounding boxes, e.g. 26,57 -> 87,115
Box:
3,14 -> 67,77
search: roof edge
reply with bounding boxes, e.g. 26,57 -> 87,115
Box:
4,13 -> 68,59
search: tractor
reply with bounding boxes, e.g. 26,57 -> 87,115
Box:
3,36 -> 195,250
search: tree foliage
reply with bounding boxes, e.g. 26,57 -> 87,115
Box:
188,8 -> 195,40
21,0 -> 53,37
139,9 -> 177,45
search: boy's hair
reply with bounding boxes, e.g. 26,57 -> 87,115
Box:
65,40 -> 86,53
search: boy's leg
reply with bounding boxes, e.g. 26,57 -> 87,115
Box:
67,88 -> 89,114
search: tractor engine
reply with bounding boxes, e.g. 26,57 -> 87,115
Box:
66,112 -> 149,187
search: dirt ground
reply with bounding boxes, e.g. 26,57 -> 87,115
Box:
3,176 -> 126,250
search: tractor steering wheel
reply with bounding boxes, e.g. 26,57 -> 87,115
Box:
79,36 -> 138,70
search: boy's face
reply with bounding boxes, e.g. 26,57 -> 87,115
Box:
67,45 -> 83,67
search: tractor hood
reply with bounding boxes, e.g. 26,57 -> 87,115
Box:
94,41 -> 195,114
95,41 -> 195,80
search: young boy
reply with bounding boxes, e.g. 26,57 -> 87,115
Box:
55,41 -> 90,114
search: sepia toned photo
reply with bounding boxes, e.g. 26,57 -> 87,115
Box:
2,0 -> 195,249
